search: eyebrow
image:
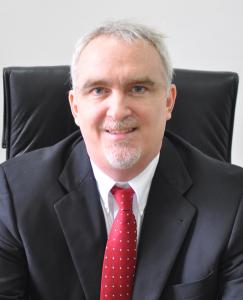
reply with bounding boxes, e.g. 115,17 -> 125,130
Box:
81,80 -> 112,90
127,78 -> 156,87
79,77 -> 156,91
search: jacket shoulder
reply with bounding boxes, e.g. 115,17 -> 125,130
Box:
0,130 -> 82,186
165,130 -> 243,187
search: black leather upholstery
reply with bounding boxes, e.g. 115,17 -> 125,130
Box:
2,66 -> 239,161
2,66 -> 76,159
168,69 -> 238,162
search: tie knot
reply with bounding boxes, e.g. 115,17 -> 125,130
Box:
111,186 -> 134,211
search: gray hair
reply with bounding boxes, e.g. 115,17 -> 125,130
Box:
71,21 -> 173,89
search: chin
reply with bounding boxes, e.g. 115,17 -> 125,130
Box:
104,144 -> 142,170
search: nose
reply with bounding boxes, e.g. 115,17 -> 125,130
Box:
106,91 -> 132,121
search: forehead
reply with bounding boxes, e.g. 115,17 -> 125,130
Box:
75,36 -> 165,84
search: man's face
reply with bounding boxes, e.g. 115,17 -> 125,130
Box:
69,36 -> 176,181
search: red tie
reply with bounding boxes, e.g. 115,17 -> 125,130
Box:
100,186 -> 137,300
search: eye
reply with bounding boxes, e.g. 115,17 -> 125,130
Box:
131,85 -> 146,94
91,87 -> 109,96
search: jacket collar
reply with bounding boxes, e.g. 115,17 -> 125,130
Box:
59,140 -> 92,191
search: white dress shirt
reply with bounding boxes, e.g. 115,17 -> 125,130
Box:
91,154 -> 160,241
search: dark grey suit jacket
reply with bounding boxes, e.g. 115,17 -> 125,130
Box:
0,130 -> 243,300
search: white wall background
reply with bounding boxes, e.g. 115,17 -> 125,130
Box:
0,0 -> 242,165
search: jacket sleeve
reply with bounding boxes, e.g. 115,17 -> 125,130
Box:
219,196 -> 243,298
0,165 -> 28,299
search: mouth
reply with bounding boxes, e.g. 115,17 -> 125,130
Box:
105,128 -> 136,135
104,127 -> 137,140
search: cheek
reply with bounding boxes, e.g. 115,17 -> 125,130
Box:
145,107 -> 167,140
77,104 -> 105,133
146,105 -> 165,126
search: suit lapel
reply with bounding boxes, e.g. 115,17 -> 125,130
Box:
133,137 -> 196,300
54,141 -> 107,299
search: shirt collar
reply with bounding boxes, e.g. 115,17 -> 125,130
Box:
129,154 -> 159,214
91,154 -> 160,215
91,162 -> 115,212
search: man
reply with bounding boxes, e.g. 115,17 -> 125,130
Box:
0,21 -> 243,300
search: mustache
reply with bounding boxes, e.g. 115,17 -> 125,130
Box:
102,117 -> 138,130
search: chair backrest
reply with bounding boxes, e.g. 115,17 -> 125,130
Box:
2,66 -> 239,162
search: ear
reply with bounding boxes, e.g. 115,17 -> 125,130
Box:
68,90 -> 80,126
165,84 -> 177,121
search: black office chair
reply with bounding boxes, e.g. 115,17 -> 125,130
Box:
2,66 -> 239,162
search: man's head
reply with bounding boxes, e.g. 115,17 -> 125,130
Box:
69,21 -> 176,181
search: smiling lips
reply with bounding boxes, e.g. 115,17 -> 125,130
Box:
104,128 -> 137,141
105,128 -> 136,134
